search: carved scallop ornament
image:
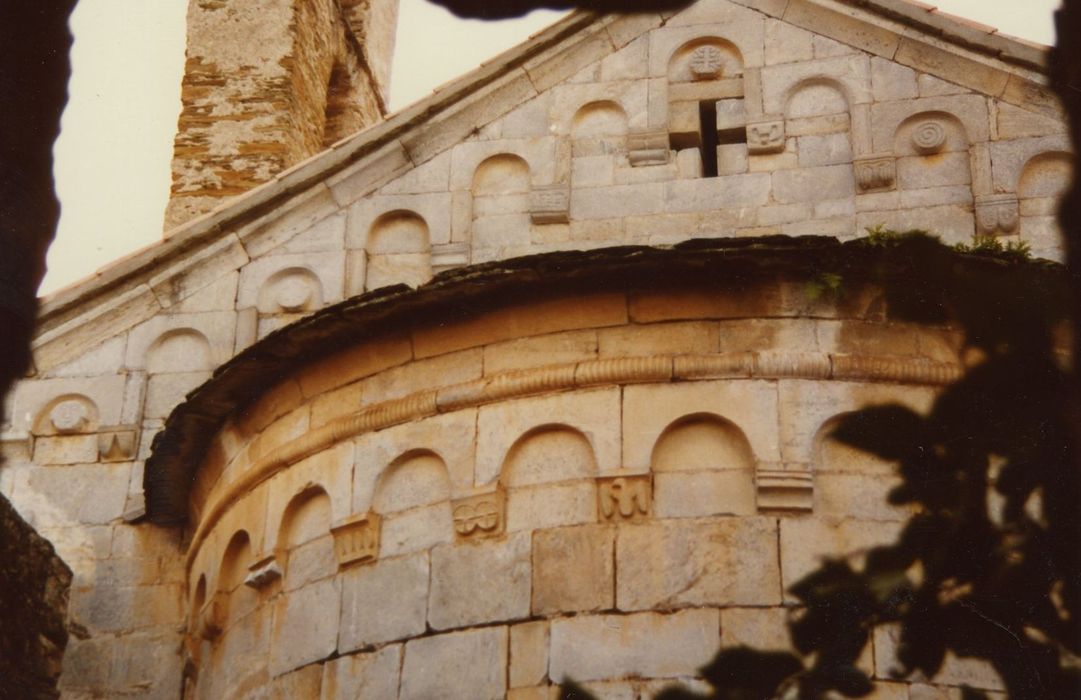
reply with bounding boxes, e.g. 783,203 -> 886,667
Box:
911,120 -> 947,155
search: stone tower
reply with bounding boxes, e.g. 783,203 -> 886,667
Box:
164,0 -> 398,232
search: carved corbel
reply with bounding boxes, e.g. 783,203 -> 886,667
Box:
330,513 -> 381,568
975,194 -> 1020,236
627,128 -> 671,167
853,153 -> 896,192
529,184 -> 571,225
452,487 -> 505,540
597,473 -> 652,523
244,554 -> 283,589
431,242 -> 470,274
98,427 -> 138,462
756,467 -> 813,512
746,116 -> 786,155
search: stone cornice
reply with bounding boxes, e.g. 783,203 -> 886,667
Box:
144,238 -> 1066,526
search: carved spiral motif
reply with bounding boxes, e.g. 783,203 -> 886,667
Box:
912,120 -> 947,155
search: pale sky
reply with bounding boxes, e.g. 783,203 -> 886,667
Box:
43,0 -> 1060,295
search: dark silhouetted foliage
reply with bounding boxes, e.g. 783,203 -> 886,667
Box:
561,235 -> 1081,700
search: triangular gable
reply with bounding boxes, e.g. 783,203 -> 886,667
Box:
27,0 -> 1068,382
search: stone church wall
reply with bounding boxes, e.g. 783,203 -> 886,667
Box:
176,283 -> 1001,698
0,1 -> 1073,697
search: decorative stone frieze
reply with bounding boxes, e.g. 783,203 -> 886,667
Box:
756,468 -> 814,512
975,194 -> 1020,235
529,185 -> 571,225
597,474 -> 652,523
331,513 -> 381,568
853,153 -> 896,192
451,488 -> 505,540
627,129 -> 671,167
244,554 -> 283,589
98,428 -> 138,462
746,117 -> 786,155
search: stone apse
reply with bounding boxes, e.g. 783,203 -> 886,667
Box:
0,0 -> 1073,697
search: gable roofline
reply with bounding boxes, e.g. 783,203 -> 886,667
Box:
35,0 -> 1057,356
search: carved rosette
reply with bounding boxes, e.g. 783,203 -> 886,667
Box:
330,513 -> 381,568
853,153 -> 896,192
244,554 -> 282,589
756,468 -> 813,512
452,488 -> 505,540
975,194 -> 1020,236
627,128 -> 670,167
689,46 -> 723,80
746,117 -> 786,155
529,185 -> 571,225
597,474 -> 652,523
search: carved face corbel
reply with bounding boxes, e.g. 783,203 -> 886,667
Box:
746,117 -> 786,155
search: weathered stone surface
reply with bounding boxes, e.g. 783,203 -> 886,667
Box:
322,645 -> 402,700
269,577 -> 340,676
617,517 -> 781,610
721,606 -> 791,650
506,480 -> 597,533
510,620 -> 550,689
339,552 -> 428,652
779,517 -> 903,602
532,524 -> 614,615
874,624 -> 1005,691
429,532 -> 531,630
401,627 -> 508,700
549,609 -> 720,682
653,470 -> 756,518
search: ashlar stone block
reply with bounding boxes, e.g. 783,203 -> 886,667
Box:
532,524 -> 614,615
401,627 -> 508,700
339,552 -> 428,652
269,577 -> 341,676
549,609 -> 720,683
616,517 -> 781,610
321,645 -> 402,700
429,532 -> 531,630
510,621 -> 550,688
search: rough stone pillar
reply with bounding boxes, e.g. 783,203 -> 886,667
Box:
164,0 -> 398,233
